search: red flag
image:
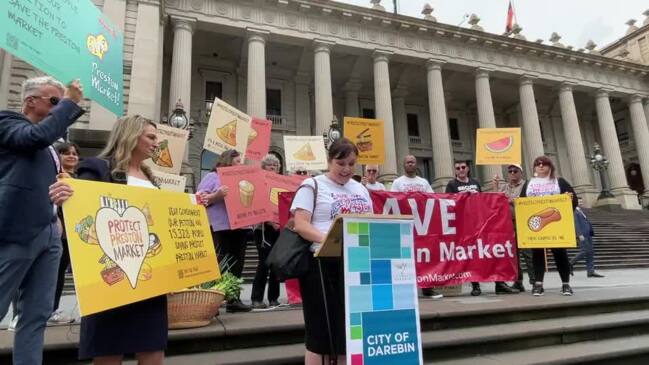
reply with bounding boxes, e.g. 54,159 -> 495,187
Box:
505,1 -> 514,33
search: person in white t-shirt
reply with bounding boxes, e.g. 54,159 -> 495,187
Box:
291,138 -> 372,364
362,164 -> 386,191
391,155 -> 434,193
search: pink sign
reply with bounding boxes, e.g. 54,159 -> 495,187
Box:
264,171 -> 307,223
218,165 -> 272,229
246,118 -> 272,161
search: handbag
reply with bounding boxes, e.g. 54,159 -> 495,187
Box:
266,178 -> 318,281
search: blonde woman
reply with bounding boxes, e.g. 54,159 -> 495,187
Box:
50,115 -> 165,365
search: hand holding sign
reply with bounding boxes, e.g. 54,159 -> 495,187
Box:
65,79 -> 84,104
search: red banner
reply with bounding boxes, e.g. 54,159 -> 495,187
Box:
371,191 -> 517,287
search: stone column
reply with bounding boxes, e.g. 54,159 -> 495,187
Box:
558,83 -> 593,196
343,80 -> 362,117
628,95 -> 649,198
313,40 -> 335,137
295,73 -> 311,135
245,29 -> 268,118
474,68 -> 502,190
127,2 -> 165,119
168,17 -> 195,116
373,50 -> 398,175
594,89 -> 639,208
392,87 -> 410,175
643,99 -> 649,129
426,60 -> 454,190
519,76 -> 545,161
0,51 -> 11,110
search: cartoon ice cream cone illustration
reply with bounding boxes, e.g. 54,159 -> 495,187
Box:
239,180 -> 255,207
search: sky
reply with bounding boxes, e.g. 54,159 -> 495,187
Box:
336,0 -> 648,49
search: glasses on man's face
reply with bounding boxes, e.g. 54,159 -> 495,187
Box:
34,95 -> 60,106
296,171 -> 307,176
508,169 -> 519,174
455,166 -> 467,170
366,169 -> 378,173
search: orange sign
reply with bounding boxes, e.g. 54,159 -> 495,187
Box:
343,117 -> 385,164
245,118 -> 272,161
475,128 -> 521,165
217,165 -> 272,229
263,171 -> 307,223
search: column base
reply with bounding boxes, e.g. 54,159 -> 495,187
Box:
572,186 -> 599,208
610,187 -> 642,210
432,177 -> 453,193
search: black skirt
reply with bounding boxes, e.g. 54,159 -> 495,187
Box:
79,295 -> 168,359
298,256 -> 346,355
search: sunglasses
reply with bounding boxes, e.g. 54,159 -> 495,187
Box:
296,171 -> 308,176
534,161 -> 547,167
34,95 -> 60,106
508,169 -> 520,174
455,166 -> 467,170
366,169 -> 378,173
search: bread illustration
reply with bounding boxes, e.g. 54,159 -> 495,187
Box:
293,143 -> 316,161
216,120 -> 237,146
270,187 -> 289,206
247,128 -> 258,146
527,207 -> 562,232
151,140 -> 173,168
239,180 -> 255,207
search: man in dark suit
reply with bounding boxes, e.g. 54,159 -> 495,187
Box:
0,76 -> 83,365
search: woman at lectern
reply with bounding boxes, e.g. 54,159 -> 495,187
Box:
291,138 -> 373,364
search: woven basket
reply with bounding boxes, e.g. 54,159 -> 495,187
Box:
167,289 -> 225,329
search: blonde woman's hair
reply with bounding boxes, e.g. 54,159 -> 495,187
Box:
99,115 -> 157,182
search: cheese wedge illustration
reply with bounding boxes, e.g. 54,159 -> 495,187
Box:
270,187 -> 289,206
217,120 -> 237,146
151,140 -> 173,168
293,143 -> 316,161
247,128 -> 258,146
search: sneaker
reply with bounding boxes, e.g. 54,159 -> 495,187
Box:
470,283 -> 482,296
511,282 -> 526,292
532,284 -> 544,296
495,283 -> 519,294
268,300 -> 281,307
587,272 -> 605,278
226,298 -> 252,313
47,310 -> 75,325
250,301 -> 267,309
422,288 -> 444,299
560,284 -> 573,296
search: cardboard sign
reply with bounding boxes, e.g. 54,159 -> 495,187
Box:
204,98 -> 251,156
283,136 -> 327,171
475,128 -> 521,165
62,179 -> 220,316
263,171 -> 307,223
515,194 -> 577,249
245,118 -> 272,161
217,165 -> 272,229
151,170 -> 187,193
1,0 -> 124,115
342,216 -> 423,365
343,117 -> 385,164
144,124 -> 189,175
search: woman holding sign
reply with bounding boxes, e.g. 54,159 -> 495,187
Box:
519,156 -> 577,297
49,115 -> 166,365
291,138 -> 373,365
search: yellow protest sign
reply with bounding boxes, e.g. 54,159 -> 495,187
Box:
515,194 -> 577,249
343,117 -> 385,164
62,179 -> 220,316
144,123 -> 189,175
475,128 -> 521,165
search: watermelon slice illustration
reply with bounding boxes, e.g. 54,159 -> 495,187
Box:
485,136 -> 514,153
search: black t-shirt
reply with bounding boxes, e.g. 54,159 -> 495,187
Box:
445,178 -> 482,193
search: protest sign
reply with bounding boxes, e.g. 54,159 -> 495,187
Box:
343,117 -> 385,164
342,216 -> 423,365
370,191 -> 517,287
283,136 -> 327,171
475,128 -> 521,165
144,124 -> 189,175
263,171 -> 307,223
203,98 -> 251,156
515,194 -> 577,249
150,170 -> 187,193
1,0 -> 124,115
62,179 -> 219,316
245,118 -> 272,161
217,165 -> 272,229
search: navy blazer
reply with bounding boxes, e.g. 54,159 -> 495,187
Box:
0,100 -> 84,244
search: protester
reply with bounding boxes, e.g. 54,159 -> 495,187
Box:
251,154 -> 282,309
570,199 -> 604,278
50,115 -> 166,364
361,164 -> 386,191
519,155 -> 577,296
446,161 -> 517,296
494,164 -> 535,292
0,76 -> 83,365
392,155 -> 442,300
291,138 -> 372,364
48,142 -> 81,325
197,149 -> 252,312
